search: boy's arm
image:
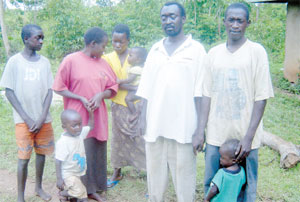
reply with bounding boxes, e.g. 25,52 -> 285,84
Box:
87,109 -> 94,130
235,100 -> 267,162
55,159 -> 65,190
34,89 -> 53,133
204,183 -> 219,202
5,88 -> 35,131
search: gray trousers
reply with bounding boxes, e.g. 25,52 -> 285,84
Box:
146,137 -> 196,202
204,144 -> 258,202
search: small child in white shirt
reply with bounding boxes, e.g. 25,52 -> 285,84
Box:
55,109 -> 94,202
117,47 -> 147,114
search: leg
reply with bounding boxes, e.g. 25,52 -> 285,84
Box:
204,144 -> 220,194
243,149 -> 258,202
108,168 -> 122,186
125,92 -> 137,114
168,140 -> 196,202
35,153 -> 51,201
146,137 -> 169,202
17,159 -> 29,202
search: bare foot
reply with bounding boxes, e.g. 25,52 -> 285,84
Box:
35,188 -> 51,201
88,192 -> 105,202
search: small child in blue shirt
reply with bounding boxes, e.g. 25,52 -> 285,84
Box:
205,139 -> 246,202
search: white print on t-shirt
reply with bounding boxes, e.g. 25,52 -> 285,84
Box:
73,153 -> 86,172
24,68 -> 40,81
213,68 -> 246,120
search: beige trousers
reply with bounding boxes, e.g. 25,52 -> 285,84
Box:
146,137 -> 196,202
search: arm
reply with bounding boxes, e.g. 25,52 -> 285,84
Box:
204,184 -> 219,202
192,96 -> 211,155
119,83 -> 138,91
89,89 -> 113,111
54,90 -> 89,110
137,98 -> 147,136
118,74 -> 137,85
5,88 -> 35,131
236,100 -> 267,162
55,159 -> 65,190
33,89 -> 53,133
87,109 -> 95,130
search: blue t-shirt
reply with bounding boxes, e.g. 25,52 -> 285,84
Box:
208,166 -> 246,202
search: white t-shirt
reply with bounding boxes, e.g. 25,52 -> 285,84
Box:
196,40 -> 274,149
55,126 -> 90,179
0,53 -> 53,124
136,35 -> 206,144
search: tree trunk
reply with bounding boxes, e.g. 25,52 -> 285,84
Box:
262,131 -> 300,169
0,0 -> 10,57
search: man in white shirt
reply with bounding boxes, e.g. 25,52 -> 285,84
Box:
193,3 -> 274,202
136,2 -> 206,202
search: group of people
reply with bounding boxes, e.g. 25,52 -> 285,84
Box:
0,1 -> 274,202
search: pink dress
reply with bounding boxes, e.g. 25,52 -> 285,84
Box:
53,51 -> 118,141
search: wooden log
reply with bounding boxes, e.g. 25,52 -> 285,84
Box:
262,131 -> 300,168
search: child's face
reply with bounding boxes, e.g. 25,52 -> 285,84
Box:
64,115 -> 83,137
128,49 -> 140,66
219,147 -> 235,167
112,32 -> 129,55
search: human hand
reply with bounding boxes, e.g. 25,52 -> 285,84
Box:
235,136 -> 252,162
192,130 -> 205,155
80,96 -> 90,111
30,118 -> 44,134
89,93 -> 103,111
25,118 -> 37,133
56,178 -> 65,191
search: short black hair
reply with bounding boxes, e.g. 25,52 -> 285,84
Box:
220,139 -> 240,159
60,109 -> 80,125
161,1 -> 186,17
84,27 -> 108,45
131,47 -> 148,63
112,24 -> 130,40
225,3 -> 250,21
21,24 -> 42,44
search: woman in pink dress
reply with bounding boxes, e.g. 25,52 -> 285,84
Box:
53,27 -> 118,202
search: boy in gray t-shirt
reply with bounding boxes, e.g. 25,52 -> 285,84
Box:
0,24 -> 54,202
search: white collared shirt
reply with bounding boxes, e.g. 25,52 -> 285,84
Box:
137,35 -> 206,143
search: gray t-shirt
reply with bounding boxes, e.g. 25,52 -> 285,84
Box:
0,53 -> 53,124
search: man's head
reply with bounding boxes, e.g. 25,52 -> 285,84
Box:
21,24 -> 44,51
224,3 -> 250,41
128,47 -> 148,66
219,139 -> 240,167
160,2 -> 186,37
112,24 -> 130,55
84,27 -> 108,58
61,109 -> 83,137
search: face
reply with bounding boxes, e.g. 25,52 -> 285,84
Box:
91,36 -> 108,58
224,8 -> 249,41
64,114 -> 83,137
112,32 -> 129,54
127,48 -> 140,66
219,147 -> 235,167
25,28 -> 44,51
160,5 -> 185,37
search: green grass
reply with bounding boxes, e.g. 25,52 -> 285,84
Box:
1,61 -> 300,201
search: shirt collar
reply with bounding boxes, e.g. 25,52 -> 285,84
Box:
154,34 -> 193,55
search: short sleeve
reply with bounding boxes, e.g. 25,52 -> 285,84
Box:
0,58 -> 16,90
46,59 -> 54,89
211,169 -> 224,191
80,126 -> 91,139
194,46 -> 207,97
52,57 -> 71,92
102,60 -> 118,98
201,53 -> 213,98
55,138 -> 69,161
253,45 -> 274,101
128,66 -> 143,75
136,47 -> 156,100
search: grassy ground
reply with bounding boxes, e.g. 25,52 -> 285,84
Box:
0,61 -> 300,201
